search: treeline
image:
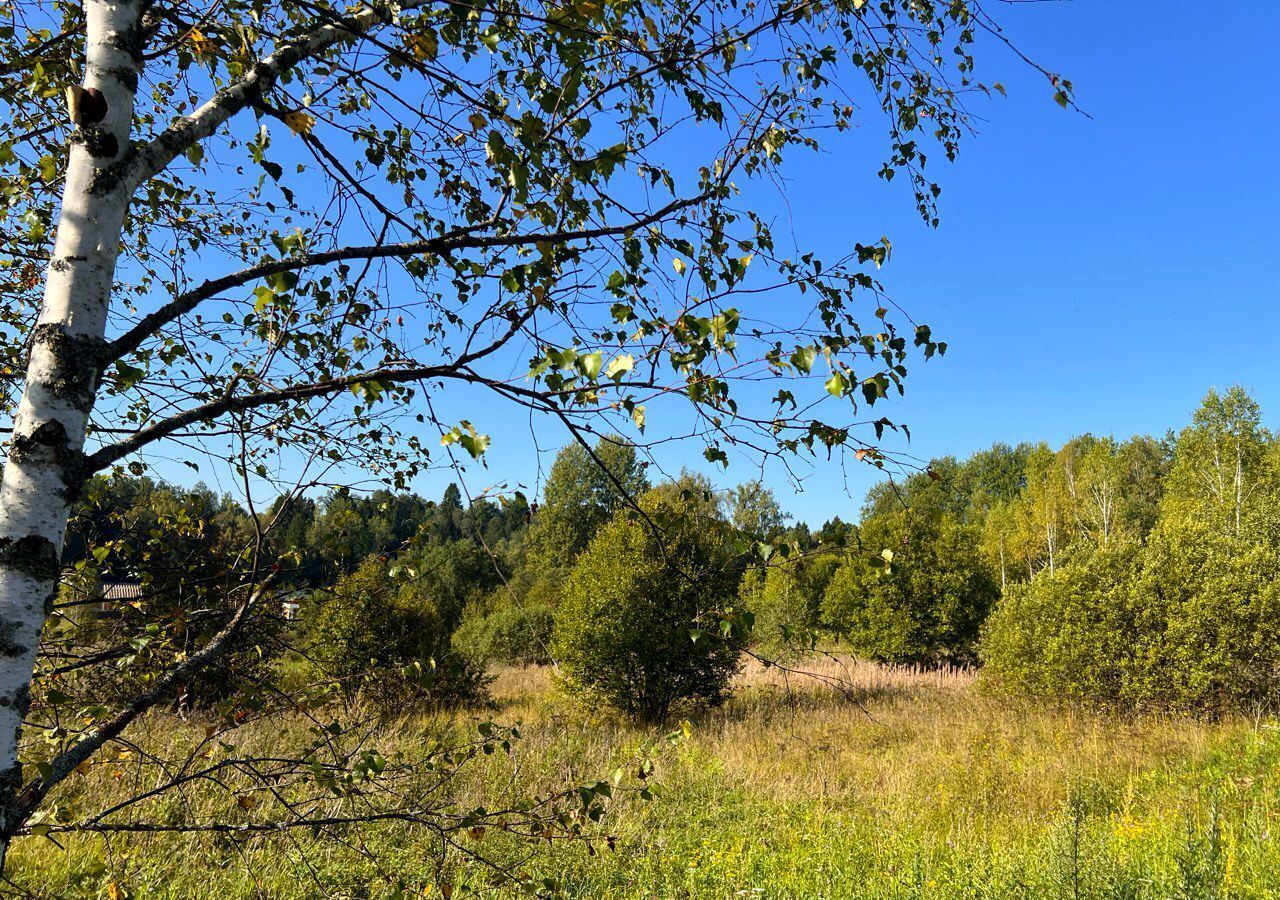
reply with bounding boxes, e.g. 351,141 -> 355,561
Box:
57,386 -> 1280,720
815,385 -> 1280,713
57,440 -> 820,715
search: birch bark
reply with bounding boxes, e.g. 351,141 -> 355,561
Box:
0,0 -> 142,858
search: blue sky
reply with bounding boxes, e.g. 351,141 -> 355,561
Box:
736,0 -> 1280,523
469,0 -> 1280,525
151,1 -> 1280,526
846,0 -> 1280,506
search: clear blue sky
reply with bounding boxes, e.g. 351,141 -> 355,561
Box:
155,1 -> 1280,526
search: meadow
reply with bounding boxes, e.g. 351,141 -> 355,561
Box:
11,658 -> 1280,899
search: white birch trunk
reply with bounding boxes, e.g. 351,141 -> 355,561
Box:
998,540 -> 1006,591
0,0 -> 141,861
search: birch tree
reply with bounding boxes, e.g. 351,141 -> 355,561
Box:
1018,442 -> 1070,576
1164,387 -> 1275,540
0,0 -> 1061,877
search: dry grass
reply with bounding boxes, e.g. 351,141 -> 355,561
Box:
11,656 -> 1279,898
738,653 -> 975,692
487,654 -> 974,706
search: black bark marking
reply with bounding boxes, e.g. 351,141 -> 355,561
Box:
30,324 -> 106,410
10,420 -> 67,455
108,19 -> 146,65
70,125 -> 119,159
106,65 -> 140,93
0,536 -> 59,585
0,760 -> 22,837
8,418 -> 88,503
47,256 -> 85,273
0,617 -> 31,660
87,143 -> 138,195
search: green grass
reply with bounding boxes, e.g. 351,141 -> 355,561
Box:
12,661 -> 1280,898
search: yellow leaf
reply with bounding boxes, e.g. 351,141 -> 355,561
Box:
467,112 -> 487,132
186,29 -> 215,60
407,28 -> 439,61
672,258 -> 687,276
107,882 -> 127,900
283,110 -> 316,136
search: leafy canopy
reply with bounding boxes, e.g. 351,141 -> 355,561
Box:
0,0 -> 1012,492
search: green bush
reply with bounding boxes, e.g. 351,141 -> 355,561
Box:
309,544 -> 491,705
982,521 -> 1280,712
822,512 -> 998,665
454,599 -> 555,666
979,543 -> 1143,704
1141,522 -> 1280,711
552,490 -> 741,722
740,554 -> 839,657
1130,521 -> 1280,710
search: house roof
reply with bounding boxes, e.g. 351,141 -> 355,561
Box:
101,582 -> 143,601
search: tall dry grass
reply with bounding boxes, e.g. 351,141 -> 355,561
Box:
10,655 -> 1277,898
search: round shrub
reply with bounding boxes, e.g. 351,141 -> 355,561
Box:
310,550 -> 488,705
822,512 -> 998,666
552,490 -> 741,722
979,542 -> 1142,704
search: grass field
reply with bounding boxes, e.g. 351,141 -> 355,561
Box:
11,659 -> 1280,899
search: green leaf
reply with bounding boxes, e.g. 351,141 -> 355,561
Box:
577,351 -> 603,380
790,345 -> 817,374
605,354 -> 634,382
253,285 -> 277,313
114,362 -> 146,390
825,371 -> 847,398
440,421 -> 491,460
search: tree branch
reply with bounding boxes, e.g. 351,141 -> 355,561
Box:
124,0 -> 429,192
83,364 -> 467,472
17,576 -> 278,822
105,191 -> 710,364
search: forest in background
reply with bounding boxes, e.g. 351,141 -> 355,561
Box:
50,384 -> 1280,721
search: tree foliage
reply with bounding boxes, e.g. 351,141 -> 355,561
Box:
310,541 -> 494,704
823,511 -> 997,665
525,437 -> 649,576
739,553 -> 838,657
553,490 -> 741,722
454,598 -> 556,666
